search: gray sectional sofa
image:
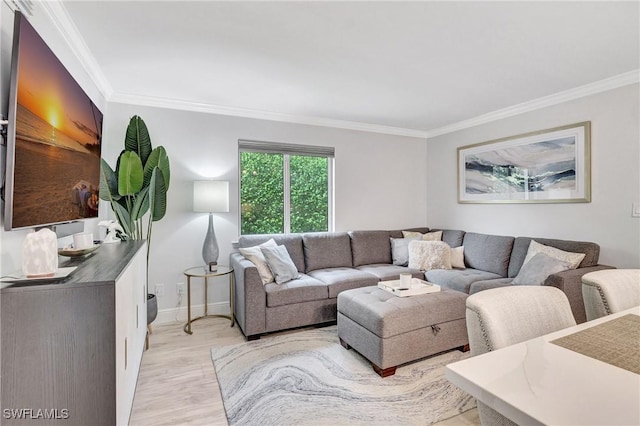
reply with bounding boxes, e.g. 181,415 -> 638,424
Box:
230,227 -> 611,340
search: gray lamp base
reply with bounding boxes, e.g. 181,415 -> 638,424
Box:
203,212 -> 220,270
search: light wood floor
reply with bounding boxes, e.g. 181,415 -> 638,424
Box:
129,317 -> 480,425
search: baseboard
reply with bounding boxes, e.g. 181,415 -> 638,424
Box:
154,301 -> 231,325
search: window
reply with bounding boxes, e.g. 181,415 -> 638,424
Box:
239,140 -> 334,235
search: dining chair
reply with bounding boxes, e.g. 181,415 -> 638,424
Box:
465,286 -> 577,426
582,269 -> 640,321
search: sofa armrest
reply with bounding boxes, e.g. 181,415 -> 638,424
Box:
230,252 -> 267,338
543,264 -> 615,324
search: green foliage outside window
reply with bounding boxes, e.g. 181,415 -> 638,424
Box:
290,155 -> 328,233
240,152 -> 284,234
240,152 -> 329,235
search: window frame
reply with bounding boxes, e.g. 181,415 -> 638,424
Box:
238,140 -> 335,235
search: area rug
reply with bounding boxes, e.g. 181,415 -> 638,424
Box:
210,326 -> 475,425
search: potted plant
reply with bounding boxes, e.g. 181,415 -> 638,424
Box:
99,115 -> 170,324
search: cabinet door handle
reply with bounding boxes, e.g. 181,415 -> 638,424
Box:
136,304 -> 139,329
124,337 -> 128,370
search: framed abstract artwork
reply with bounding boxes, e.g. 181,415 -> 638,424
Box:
458,122 -> 591,203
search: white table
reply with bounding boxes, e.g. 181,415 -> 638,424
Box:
446,307 -> 640,426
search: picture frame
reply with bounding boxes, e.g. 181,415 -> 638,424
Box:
458,122 -> 591,203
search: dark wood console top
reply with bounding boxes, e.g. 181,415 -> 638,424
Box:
1,240 -> 146,292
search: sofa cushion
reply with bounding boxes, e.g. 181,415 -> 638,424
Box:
463,232 -> 514,277
356,264 -> 423,281
307,268 -> 379,298
442,229 -> 466,248
349,230 -> 392,267
468,278 -> 514,295
303,232 -> 353,272
508,237 -> 600,278
426,268 -> 503,293
239,233 -> 305,272
264,274 -> 328,307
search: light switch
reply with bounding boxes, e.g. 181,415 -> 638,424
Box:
633,203 -> 640,218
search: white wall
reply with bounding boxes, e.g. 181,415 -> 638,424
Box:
102,102 -> 428,318
426,84 -> 640,268
0,4 -> 106,275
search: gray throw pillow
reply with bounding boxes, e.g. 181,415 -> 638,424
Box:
390,237 -> 419,266
261,245 -> 300,284
512,253 -> 572,286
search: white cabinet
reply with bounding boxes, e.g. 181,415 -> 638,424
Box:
116,242 -> 147,425
1,241 -> 147,426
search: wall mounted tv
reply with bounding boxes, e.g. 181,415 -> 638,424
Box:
4,11 -> 103,231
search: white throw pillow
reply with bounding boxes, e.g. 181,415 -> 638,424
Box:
522,240 -> 585,270
451,246 -> 465,269
239,239 -> 278,284
402,230 -> 443,241
408,241 -> 452,271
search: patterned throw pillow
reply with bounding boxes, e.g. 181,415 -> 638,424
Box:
522,240 -> 585,270
239,239 -> 278,284
408,241 -> 452,271
402,230 -> 443,241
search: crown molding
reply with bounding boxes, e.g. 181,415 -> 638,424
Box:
38,1 -> 113,100
425,70 -> 640,138
39,0 -> 637,141
109,93 -> 429,139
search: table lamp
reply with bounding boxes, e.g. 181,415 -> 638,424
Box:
193,180 -> 229,271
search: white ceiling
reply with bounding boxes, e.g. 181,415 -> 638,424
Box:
52,1 -> 640,136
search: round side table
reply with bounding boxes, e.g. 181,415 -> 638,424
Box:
183,265 -> 234,334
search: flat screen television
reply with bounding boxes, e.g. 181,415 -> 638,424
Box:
3,11 -> 103,231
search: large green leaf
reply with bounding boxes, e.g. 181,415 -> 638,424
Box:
111,200 -> 133,239
131,186 -> 150,221
117,151 -> 144,196
143,146 -> 170,189
148,167 -> 167,222
99,159 -> 120,202
125,116 -> 152,165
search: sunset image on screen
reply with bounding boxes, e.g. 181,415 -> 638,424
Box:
11,16 -> 103,228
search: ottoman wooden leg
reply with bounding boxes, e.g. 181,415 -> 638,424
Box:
339,337 -> 351,350
459,343 -> 470,352
373,363 -> 397,378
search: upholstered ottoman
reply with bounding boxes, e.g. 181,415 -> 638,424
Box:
337,286 -> 469,377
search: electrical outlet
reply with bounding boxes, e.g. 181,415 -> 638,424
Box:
155,284 -> 165,297
632,203 -> 640,218
177,283 -> 186,295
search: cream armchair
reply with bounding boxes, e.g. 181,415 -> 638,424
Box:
582,269 -> 640,321
465,286 -> 577,426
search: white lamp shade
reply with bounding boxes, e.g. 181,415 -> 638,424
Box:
193,181 -> 229,213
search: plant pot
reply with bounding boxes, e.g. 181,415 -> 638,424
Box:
147,293 -> 158,324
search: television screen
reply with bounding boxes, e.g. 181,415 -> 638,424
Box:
4,12 -> 103,231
